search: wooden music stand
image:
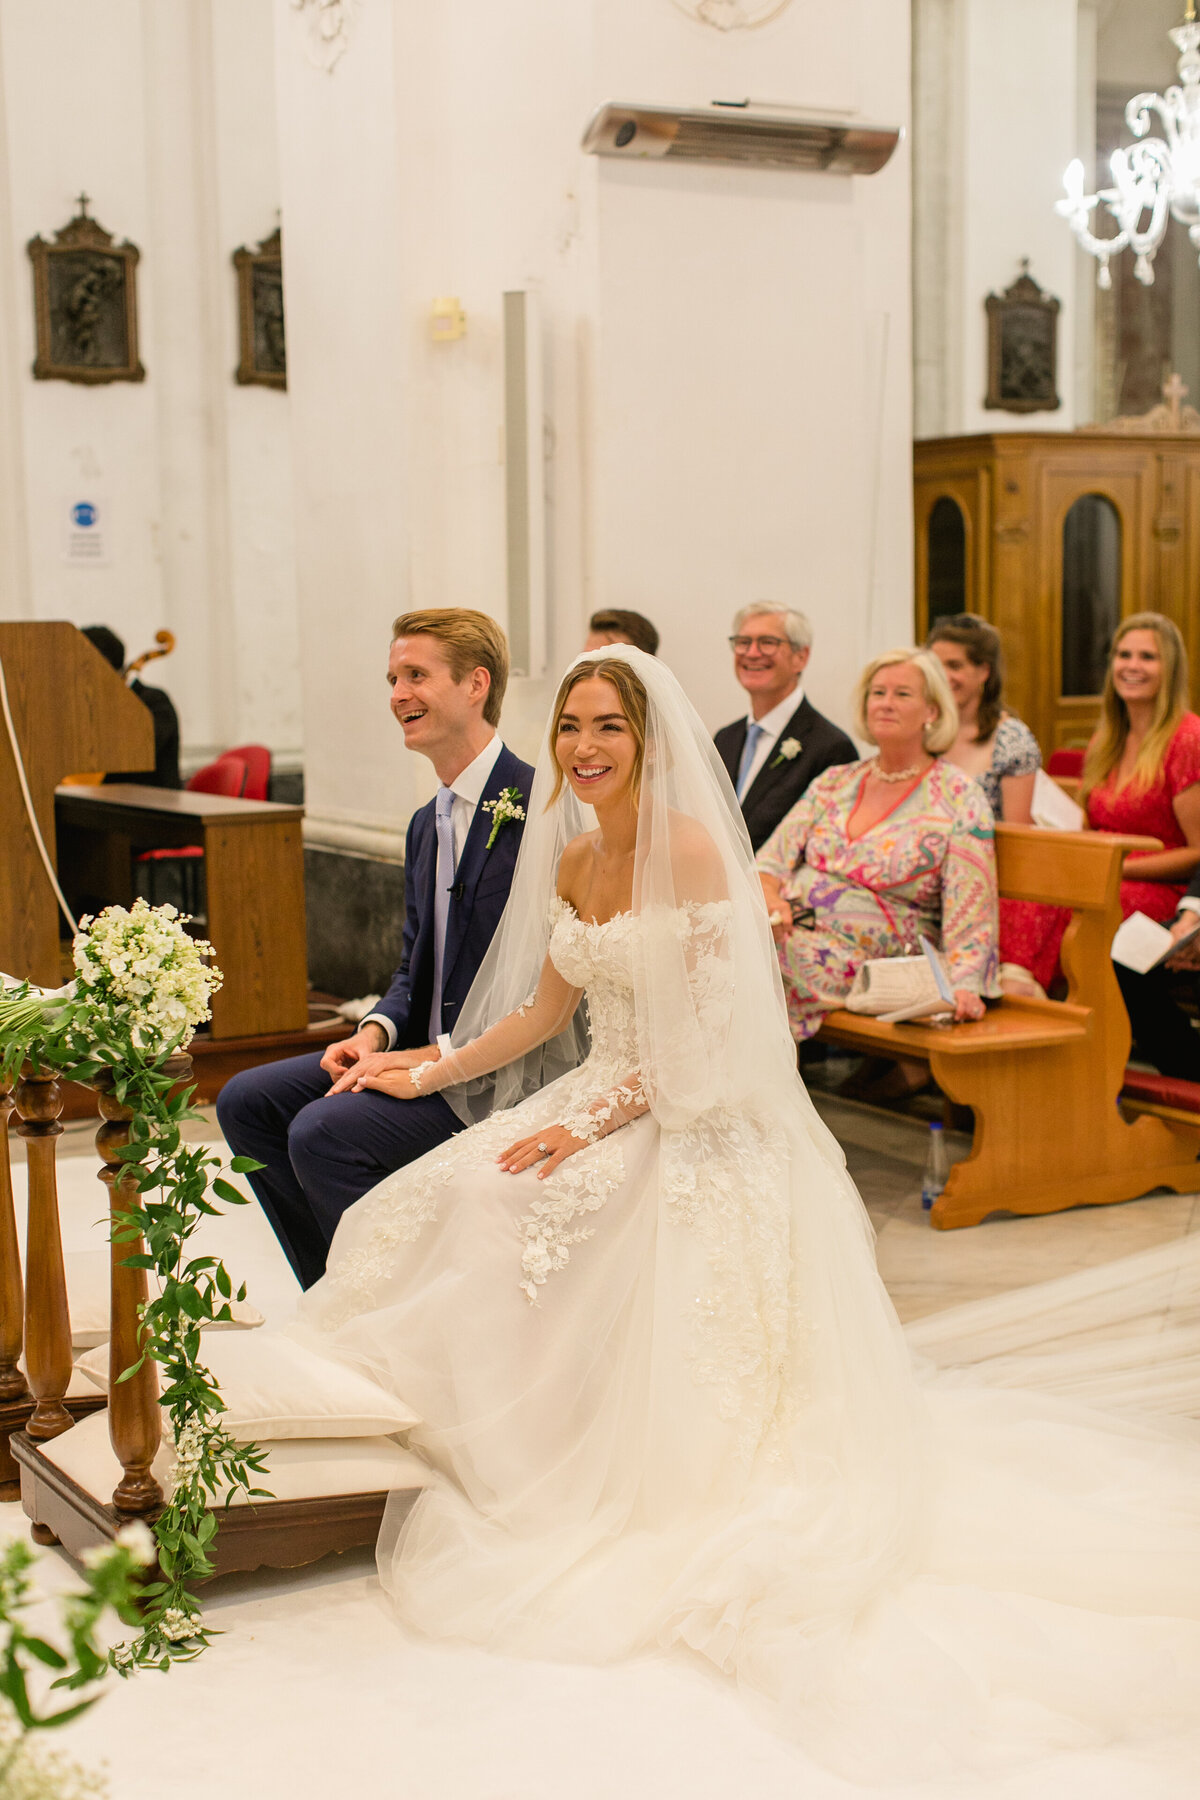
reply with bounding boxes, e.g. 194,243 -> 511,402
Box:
0,622 -> 154,987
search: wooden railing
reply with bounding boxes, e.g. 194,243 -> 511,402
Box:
0,1056 -> 191,1518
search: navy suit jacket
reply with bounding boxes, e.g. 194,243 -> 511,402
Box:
714,696 -> 857,854
372,744 -> 535,1049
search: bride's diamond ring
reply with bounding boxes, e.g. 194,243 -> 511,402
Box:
537,1142 -> 550,1155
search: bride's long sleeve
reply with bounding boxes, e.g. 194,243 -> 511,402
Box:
409,954 -> 583,1095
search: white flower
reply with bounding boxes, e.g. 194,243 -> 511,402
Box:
481,786 -> 527,850
69,899 -> 223,1054
115,1520 -> 158,1566
777,737 -> 801,761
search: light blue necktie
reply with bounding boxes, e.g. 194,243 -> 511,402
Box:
428,786 -> 457,1041
735,722 -> 766,802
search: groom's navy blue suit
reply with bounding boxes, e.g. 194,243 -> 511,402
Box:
217,744 -> 534,1289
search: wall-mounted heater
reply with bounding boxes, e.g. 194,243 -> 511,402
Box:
581,101 -> 900,175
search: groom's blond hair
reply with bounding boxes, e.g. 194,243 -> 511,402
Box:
391,608 -> 509,727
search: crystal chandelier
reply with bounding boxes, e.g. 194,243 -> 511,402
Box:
1057,2 -> 1200,289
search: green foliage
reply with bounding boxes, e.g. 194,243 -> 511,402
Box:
0,927 -> 271,1681
0,1529 -> 152,1797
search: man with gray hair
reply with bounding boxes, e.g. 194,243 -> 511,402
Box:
714,605 -> 856,851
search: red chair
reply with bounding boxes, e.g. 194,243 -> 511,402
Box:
1047,747 -> 1085,779
136,754 -> 249,911
223,743 -> 271,802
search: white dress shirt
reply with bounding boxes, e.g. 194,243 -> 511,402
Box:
363,735 -> 505,1052
738,684 -> 805,796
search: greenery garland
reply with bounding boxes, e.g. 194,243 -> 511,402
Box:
0,900 -> 271,1676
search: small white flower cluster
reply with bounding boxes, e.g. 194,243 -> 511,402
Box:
167,1419 -> 206,1490
81,1519 -> 158,1572
73,899 -> 224,1052
159,1606 -> 203,1643
0,1701 -> 110,1799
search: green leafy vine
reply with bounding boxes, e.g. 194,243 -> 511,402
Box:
0,901 -> 271,1677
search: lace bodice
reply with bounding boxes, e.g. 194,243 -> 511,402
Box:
546,895 -> 640,1079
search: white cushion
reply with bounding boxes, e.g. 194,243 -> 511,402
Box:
61,1248 -> 264,1348
74,1331 -> 420,1440
38,1408 -> 429,1504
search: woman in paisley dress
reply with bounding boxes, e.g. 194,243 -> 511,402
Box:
295,646 -> 1200,1784
757,647 -> 998,1044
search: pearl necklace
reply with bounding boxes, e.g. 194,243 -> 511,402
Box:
868,757 -> 929,784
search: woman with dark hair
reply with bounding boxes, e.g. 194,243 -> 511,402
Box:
926,614 -> 1040,823
927,614 -> 1050,993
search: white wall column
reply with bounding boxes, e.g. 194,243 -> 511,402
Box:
914,0 -> 1080,437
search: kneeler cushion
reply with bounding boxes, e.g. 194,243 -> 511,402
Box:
38,1409 -> 430,1504
74,1331 -> 421,1440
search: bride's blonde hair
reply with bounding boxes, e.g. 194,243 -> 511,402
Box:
547,657 -> 649,804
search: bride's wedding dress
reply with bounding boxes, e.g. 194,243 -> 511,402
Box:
296,649 -> 1200,1783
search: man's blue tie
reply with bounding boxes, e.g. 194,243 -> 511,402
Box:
735,722 -> 766,802
429,785 -> 457,1041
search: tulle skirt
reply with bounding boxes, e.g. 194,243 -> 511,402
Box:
297,1073 -> 1200,1784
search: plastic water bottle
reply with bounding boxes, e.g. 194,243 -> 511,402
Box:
921,1121 -> 948,1212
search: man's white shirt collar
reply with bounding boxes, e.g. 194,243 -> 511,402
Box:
445,734 -> 504,805
745,683 -> 804,744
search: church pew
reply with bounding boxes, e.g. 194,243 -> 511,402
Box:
818,825 -> 1200,1228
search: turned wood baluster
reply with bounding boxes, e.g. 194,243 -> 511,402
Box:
0,1077 -> 30,1405
14,1072 -> 72,1438
94,1069 -> 163,1515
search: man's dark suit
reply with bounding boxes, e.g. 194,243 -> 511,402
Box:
216,744 -> 535,1288
714,694 -> 857,853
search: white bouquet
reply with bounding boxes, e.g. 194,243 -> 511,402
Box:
72,899 -> 223,1052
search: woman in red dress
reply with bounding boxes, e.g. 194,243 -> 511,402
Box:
1083,612 -> 1200,1075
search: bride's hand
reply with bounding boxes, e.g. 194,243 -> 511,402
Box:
331,1047 -> 439,1097
356,1064 -> 429,1101
498,1124 -> 588,1179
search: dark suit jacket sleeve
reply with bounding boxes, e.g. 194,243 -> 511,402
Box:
811,722 -> 858,779
370,813 -> 422,1045
1184,866 -> 1200,906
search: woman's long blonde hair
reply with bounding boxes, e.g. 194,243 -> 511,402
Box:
1081,612 -> 1190,799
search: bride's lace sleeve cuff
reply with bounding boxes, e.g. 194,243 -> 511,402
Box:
559,1073 -> 649,1145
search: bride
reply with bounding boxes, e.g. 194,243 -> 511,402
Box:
296,646 -> 1200,1781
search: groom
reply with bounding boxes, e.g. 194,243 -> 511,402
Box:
217,608 -> 534,1289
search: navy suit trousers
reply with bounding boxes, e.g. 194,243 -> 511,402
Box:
216,1052 -> 464,1290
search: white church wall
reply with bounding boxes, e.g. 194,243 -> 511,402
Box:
0,0 -> 300,767
912,0 -> 1083,438
276,0 -> 913,857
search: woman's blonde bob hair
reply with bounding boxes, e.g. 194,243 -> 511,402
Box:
855,648 -> 959,755
547,657 -> 649,805
1081,611 -> 1190,800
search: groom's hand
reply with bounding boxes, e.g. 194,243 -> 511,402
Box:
320,1023 -> 388,1084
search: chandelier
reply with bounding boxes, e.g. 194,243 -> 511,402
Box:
1057,2 -> 1200,288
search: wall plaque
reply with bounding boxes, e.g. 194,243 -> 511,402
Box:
27,196 -> 144,385
232,227 -> 286,389
985,262 -> 1060,414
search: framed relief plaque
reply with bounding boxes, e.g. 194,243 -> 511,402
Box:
232,227 -> 286,389
27,196 -> 144,385
985,262 -> 1061,414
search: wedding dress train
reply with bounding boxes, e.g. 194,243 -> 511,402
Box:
298,898 -> 1200,1782
293,649 -> 1200,1783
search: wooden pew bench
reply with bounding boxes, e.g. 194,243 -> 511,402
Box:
816,824 -> 1200,1229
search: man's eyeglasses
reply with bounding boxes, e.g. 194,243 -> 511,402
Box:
729,635 -> 787,654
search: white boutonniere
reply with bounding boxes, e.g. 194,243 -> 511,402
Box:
769,737 -> 802,770
482,785 -> 526,850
